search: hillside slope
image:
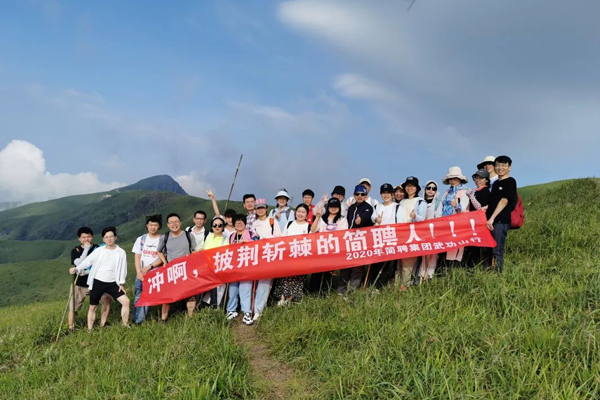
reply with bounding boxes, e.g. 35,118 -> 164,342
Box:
0,178 -> 597,399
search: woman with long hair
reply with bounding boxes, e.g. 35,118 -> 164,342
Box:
272,204 -> 311,305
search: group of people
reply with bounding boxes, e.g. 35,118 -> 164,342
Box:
68,155 -> 518,330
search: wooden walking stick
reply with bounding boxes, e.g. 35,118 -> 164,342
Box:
362,264 -> 372,290
224,154 -> 243,211
56,272 -> 80,341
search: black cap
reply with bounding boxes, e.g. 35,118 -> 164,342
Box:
380,183 -> 394,194
332,185 -> 346,196
327,197 -> 341,208
302,189 -> 315,198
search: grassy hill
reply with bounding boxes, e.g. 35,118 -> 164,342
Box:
0,178 -> 598,398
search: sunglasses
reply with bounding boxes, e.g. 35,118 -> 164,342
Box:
354,193 -> 367,197
426,186 -> 437,191
212,224 -> 223,228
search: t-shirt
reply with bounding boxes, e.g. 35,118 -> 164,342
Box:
315,217 -> 349,232
470,187 -> 491,210
252,217 -> 282,239
373,203 -> 396,225
486,177 -> 518,224
283,221 -> 311,236
402,198 -> 418,223
94,248 -> 121,283
71,244 -> 99,287
158,231 -> 197,263
202,233 -> 228,250
185,226 -> 206,250
132,234 -> 160,269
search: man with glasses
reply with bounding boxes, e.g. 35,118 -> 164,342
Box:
185,210 -> 208,250
485,155 -> 517,272
346,178 -> 380,208
70,227 -> 130,332
157,213 -> 197,321
338,184 -> 375,294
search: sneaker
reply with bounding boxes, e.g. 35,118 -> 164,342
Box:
277,299 -> 285,307
242,313 -> 254,325
226,311 -> 239,321
252,313 -> 261,322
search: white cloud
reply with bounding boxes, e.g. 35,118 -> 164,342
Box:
0,140 -> 123,203
334,73 -> 400,103
174,171 -> 210,198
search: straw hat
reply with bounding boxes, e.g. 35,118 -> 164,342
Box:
442,166 -> 468,185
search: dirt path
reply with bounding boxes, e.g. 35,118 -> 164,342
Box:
232,322 -> 310,400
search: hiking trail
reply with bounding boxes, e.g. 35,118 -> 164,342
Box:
232,321 -> 311,400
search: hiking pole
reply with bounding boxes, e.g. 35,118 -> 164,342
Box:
371,261 -> 389,290
224,154 -> 243,211
362,264 -> 372,290
56,272 -> 80,341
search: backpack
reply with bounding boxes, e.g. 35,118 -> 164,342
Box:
185,226 -> 210,241
162,230 -> 193,257
510,193 -> 525,229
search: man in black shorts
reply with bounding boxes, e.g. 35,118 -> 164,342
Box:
68,227 -> 111,331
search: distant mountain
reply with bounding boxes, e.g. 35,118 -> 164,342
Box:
115,175 -> 188,195
0,202 -> 24,212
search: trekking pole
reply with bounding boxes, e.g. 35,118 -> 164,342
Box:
362,264 -> 372,290
371,261 -> 388,290
224,154 -> 243,211
56,272 -> 80,341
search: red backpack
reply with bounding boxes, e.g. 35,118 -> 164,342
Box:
510,194 -> 525,229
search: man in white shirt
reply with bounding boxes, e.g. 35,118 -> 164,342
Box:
185,210 -> 207,250
132,215 -> 163,325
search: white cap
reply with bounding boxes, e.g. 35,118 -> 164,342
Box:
358,177 -> 372,186
274,189 -> 291,200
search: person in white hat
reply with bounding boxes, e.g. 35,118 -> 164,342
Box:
477,156 -> 498,190
268,189 -> 295,231
345,178 -> 379,208
435,166 -> 470,265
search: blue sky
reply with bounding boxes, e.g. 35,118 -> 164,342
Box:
1,0 -> 599,204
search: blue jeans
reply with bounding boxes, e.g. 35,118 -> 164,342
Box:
492,223 -> 509,272
133,278 -> 149,324
253,279 -> 272,315
226,281 -> 252,314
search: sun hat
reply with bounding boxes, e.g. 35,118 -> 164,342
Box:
442,167 -> 468,185
402,176 -> 421,195
380,183 -> 394,194
354,185 -> 367,194
393,184 -> 404,191
332,185 -> 346,196
274,189 -> 291,200
477,155 -> 496,170
358,178 -> 372,186
255,198 -> 268,208
472,169 -> 490,180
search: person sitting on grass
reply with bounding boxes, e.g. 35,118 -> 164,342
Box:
68,227 -> 111,332
70,227 -> 130,332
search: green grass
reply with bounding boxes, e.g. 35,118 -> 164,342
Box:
0,303 -> 257,399
0,178 -> 598,398
254,178 -> 600,399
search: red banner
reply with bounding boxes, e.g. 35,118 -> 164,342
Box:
137,211 -> 495,306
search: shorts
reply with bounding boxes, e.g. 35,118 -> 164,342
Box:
90,279 -> 125,306
69,285 -> 112,312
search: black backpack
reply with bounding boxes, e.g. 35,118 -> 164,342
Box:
162,230 -> 194,257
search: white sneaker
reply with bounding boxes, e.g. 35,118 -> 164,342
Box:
277,299 -> 285,307
252,313 -> 261,322
226,311 -> 238,321
242,313 -> 254,325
